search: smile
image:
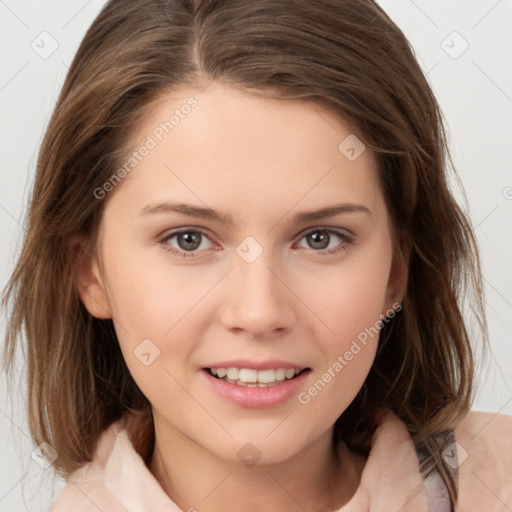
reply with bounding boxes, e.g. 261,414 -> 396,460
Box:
202,364 -> 311,408
208,367 -> 306,387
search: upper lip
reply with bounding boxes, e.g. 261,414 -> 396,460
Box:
203,359 -> 309,371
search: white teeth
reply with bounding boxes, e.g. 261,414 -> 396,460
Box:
257,369 -> 276,383
226,368 -> 239,380
285,369 -> 296,379
209,367 -> 304,385
238,368 -> 258,383
275,368 -> 286,381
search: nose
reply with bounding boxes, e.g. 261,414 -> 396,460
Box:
219,245 -> 297,338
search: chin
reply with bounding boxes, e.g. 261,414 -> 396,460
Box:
216,431 -> 315,468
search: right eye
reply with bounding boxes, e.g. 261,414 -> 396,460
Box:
158,229 -> 219,258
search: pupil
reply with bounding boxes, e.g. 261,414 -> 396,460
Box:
309,231 -> 329,249
179,232 -> 200,251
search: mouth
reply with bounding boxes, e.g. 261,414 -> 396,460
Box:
204,367 -> 310,387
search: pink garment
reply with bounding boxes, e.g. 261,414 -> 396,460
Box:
51,408 -> 512,512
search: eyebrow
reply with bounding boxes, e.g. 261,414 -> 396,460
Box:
139,201 -> 372,226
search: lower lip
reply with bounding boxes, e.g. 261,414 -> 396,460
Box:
202,369 -> 310,408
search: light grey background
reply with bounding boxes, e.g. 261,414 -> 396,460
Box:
1,1 -> 511,510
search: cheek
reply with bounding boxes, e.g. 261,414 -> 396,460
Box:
101,243 -> 229,401
302,245 -> 392,350
102,237 -> 214,335
293,244 -> 391,415
296,267 -> 386,426
332,266 -> 389,343
296,340 -> 378,436
98,242 -> 195,382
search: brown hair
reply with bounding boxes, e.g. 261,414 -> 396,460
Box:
2,0 -> 488,507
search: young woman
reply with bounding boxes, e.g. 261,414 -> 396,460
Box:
3,0 -> 511,511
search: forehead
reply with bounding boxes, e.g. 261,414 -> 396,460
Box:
131,81 -> 373,163
107,81 -> 385,224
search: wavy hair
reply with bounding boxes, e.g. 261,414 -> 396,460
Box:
2,0 -> 488,508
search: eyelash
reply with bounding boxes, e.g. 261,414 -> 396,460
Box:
157,227 -> 353,259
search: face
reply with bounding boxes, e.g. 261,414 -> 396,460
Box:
79,81 -> 406,465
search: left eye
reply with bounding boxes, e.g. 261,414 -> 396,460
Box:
158,228 -> 351,258
296,228 -> 350,253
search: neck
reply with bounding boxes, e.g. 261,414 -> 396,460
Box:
149,415 -> 365,512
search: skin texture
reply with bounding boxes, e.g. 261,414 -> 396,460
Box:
77,81 -> 408,512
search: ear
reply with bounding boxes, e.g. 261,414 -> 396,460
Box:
384,229 -> 409,313
69,236 -> 112,319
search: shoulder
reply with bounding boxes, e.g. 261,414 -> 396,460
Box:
455,409 -> 512,438
50,472 -> 128,512
50,418 -> 132,512
50,413 -> 171,512
453,410 -> 512,511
